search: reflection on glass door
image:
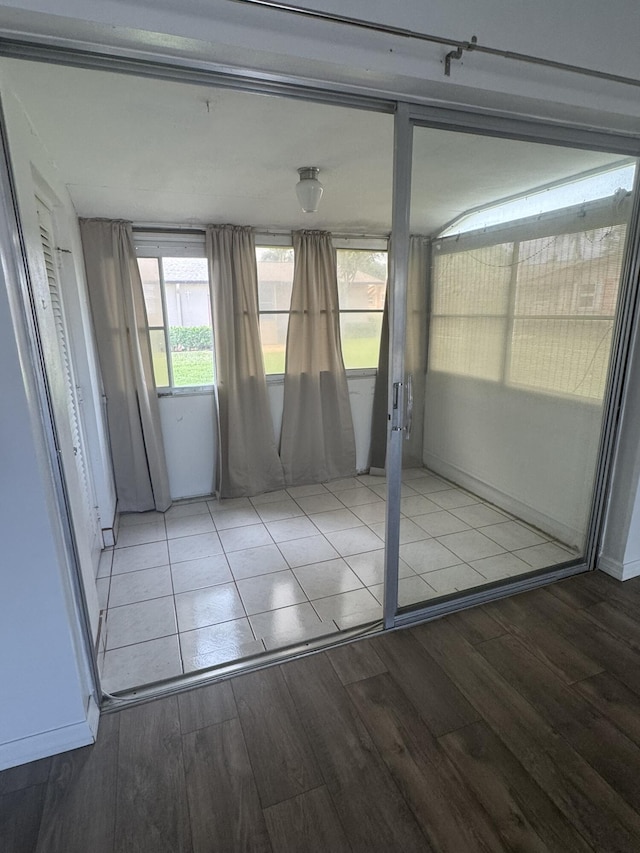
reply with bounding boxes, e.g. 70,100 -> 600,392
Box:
397,125 -> 636,611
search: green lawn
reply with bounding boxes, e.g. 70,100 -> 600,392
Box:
172,350 -> 215,385
154,337 -> 382,387
153,350 -> 214,388
342,336 -> 381,370
262,336 -> 381,374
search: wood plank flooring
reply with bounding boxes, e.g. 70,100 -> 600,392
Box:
6,570 -> 640,852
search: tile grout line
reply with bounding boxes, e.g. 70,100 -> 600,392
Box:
104,471 -> 577,689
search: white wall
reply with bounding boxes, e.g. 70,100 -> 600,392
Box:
159,375 -> 376,500
1,77 -> 117,627
423,372 -> 604,547
2,70 -> 116,538
0,69 -> 116,768
159,393 -> 217,499
600,305 -> 640,579
0,167 -> 96,771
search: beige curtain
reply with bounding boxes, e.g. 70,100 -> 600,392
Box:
80,219 -> 171,512
280,230 -> 356,485
370,235 -> 429,470
206,225 -> 284,498
369,285 -> 389,473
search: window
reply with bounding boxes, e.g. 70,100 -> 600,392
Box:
256,247 -> 294,375
138,254 -> 214,389
336,249 -> 387,369
430,243 -> 512,382
440,160 -> 635,237
256,245 -> 388,374
137,237 -> 388,388
430,221 -> 628,400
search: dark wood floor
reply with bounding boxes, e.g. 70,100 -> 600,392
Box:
5,570 -> 640,852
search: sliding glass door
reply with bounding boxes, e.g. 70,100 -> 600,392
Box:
384,112 -> 638,621
4,43 -> 640,696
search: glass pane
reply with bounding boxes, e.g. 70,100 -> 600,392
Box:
515,226 -> 626,318
138,257 -> 164,326
256,247 -> 294,311
149,329 -> 169,387
161,257 -> 214,387
402,122 -> 638,618
432,243 -> 513,315
339,312 -> 384,369
161,257 -> 210,327
260,313 -> 289,374
440,162 -> 636,237
336,249 -> 388,310
429,317 -> 506,381
509,319 -> 614,399
171,349 -> 214,386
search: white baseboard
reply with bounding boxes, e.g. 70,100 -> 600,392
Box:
0,715 -> 96,771
598,553 -> 640,581
101,499 -> 118,548
423,452 -> 582,549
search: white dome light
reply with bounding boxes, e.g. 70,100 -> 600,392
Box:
295,166 -> 324,213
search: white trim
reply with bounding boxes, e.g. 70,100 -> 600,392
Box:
0,715 -> 95,771
423,451 -> 582,548
597,553 -> 625,580
134,232 -> 205,256
598,553 -> 640,581
135,230 -> 389,252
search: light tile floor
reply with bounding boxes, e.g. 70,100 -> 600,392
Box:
98,469 -> 577,692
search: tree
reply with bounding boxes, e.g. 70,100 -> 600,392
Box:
256,246 -> 294,263
336,250 -> 387,305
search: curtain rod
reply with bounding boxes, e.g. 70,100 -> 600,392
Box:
229,0 -> 640,90
133,224 -> 390,240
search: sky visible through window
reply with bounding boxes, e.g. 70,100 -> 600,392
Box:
440,161 -> 636,238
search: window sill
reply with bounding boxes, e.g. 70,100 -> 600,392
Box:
156,368 -> 378,396
265,368 -> 377,385
157,385 -> 215,397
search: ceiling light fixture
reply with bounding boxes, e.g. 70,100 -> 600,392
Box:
296,166 -> 324,213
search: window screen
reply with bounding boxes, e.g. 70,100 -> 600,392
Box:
509,226 -> 627,398
430,243 -> 513,382
430,223 -> 627,400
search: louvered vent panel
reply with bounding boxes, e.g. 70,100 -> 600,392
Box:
38,207 -> 95,524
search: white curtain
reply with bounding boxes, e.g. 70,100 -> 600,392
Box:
206,225 -> 285,497
370,235 -> 429,470
280,230 -> 356,485
80,218 -> 171,512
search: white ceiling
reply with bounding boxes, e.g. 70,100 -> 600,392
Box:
2,58 -> 626,235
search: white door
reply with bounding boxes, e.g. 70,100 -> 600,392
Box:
34,198 -> 101,640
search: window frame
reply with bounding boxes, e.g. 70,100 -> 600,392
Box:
134,231 -> 214,395
255,234 -> 388,380
430,194 -> 632,403
135,230 -> 389,393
